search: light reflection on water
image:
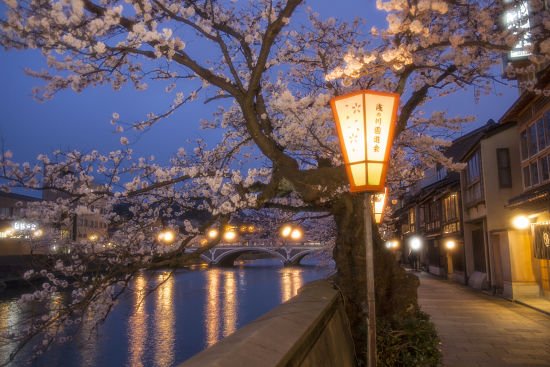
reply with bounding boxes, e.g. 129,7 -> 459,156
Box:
154,272 -> 175,367
281,267 -> 304,303
128,274 -> 147,367
0,301 -> 19,361
0,260 -> 331,367
205,268 -> 220,347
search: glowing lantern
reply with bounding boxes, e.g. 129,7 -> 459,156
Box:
330,90 -> 399,192
280,225 -> 292,238
445,240 -> 456,250
371,188 -> 388,224
158,230 -> 175,244
223,230 -> 237,242
290,228 -> 303,241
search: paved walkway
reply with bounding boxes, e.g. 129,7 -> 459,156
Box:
416,272 -> 550,367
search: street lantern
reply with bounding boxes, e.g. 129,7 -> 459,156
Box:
158,229 -> 175,244
330,90 -> 399,192
512,214 -> 530,230
444,239 -> 456,250
223,228 -> 238,242
371,188 -> 388,224
280,224 -> 303,243
207,228 -> 219,239
331,89 -> 399,367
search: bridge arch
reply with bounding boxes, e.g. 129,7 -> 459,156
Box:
213,248 -> 287,266
288,250 -> 318,266
199,253 -> 212,264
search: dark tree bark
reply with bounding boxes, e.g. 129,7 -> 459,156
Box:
331,194 -> 419,362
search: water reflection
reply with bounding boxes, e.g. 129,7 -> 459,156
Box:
222,272 -> 236,338
0,261 -> 328,367
154,272 -> 175,367
205,268 -> 220,347
79,310 -> 98,367
0,302 -> 19,363
280,267 -> 303,303
128,274 -> 147,367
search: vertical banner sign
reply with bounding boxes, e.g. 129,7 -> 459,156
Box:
502,0 -> 532,60
330,90 -> 399,192
533,224 -> 550,260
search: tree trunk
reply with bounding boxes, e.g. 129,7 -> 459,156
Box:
331,194 -> 419,363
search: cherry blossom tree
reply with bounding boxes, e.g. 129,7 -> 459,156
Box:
1,0 -> 549,364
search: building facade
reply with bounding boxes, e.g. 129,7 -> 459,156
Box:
460,121 -> 524,296
500,66 -> 550,300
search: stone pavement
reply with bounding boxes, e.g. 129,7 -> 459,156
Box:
416,271 -> 550,367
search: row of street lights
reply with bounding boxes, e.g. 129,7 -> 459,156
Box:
388,236 -> 457,253
195,223 -> 304,246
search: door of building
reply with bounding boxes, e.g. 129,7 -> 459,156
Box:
472,228 -> 486,273
490,234 -> 504,294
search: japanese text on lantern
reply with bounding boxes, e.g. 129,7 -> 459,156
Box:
373,103 -> 383,153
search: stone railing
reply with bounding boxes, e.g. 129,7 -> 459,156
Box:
179,280 -> 356,367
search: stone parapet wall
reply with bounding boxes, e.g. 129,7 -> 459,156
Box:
178,280 -> 356,367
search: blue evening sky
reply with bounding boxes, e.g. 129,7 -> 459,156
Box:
0,1 -> 518,166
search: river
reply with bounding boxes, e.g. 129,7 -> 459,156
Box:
0,259 -> 332,366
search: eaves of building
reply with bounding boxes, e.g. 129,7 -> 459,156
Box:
506,182 -> 550,212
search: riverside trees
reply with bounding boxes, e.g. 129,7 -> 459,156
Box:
1,0 -> 549,364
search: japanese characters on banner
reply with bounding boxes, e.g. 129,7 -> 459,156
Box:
533,223 -> 550,260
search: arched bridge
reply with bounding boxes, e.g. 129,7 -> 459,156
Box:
199,243 -> 328,267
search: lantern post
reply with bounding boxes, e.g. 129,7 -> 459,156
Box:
331,90 -> 399,367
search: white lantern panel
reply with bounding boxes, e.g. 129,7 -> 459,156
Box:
367,163 -> 383,186
373,192 -> 385,213
334,94 -> 365,164
365,94 -> 396,162
350,163 -> 367,187
374,213 -> 382,223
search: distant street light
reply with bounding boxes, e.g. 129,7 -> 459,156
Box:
385,240 -> 399,250
158,230 -> 176,244
444,239 -> 456,250
331,89 -> 399,367
409,236 -> 422,251
290,228 -> 303,241
207,228 -> 219,239
280,224 -> 304,243
223,228 -> 238,242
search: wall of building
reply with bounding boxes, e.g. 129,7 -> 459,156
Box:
480,127 -> 523,232
178,280 -> 356,367
503,229 -> 539,298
